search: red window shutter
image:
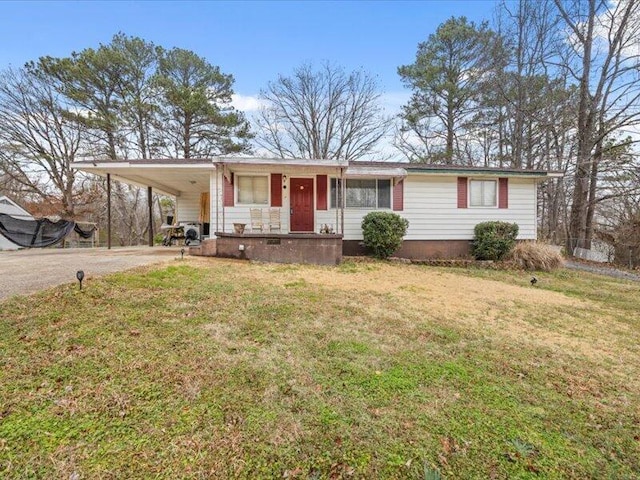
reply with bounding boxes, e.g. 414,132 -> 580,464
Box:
316,175 -> 328,210
223,173 -> 234,207
457,177 -> 468,208
499,178 -> 509,209
393,179 -> 404,211
271,173 -> 282,207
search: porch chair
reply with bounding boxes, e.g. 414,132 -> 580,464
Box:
268,208 -> 282,232
250,208 -> 265,232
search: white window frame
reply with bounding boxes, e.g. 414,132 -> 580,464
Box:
235,174 -> 270,206
330,178 -> 392,209
469,179 -> 498,208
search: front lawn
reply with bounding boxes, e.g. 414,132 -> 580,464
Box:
1,258 -> 638,478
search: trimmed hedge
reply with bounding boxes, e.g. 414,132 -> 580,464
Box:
361,212 -> 409,259
472,221 -> 519,261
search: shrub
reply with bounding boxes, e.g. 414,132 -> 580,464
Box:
471,221 -> 519,261
153,233 -> 165,245
361,212 -> 409,259
508,241 -> 564,271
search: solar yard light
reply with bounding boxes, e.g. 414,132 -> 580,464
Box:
180,248 -> 185,260
76,270 -> 85,290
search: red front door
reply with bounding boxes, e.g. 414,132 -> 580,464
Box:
290,178 -> 314,232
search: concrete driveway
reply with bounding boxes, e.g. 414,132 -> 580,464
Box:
0,246 -> 184,302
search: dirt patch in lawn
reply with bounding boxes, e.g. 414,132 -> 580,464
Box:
218,259 -> 635,371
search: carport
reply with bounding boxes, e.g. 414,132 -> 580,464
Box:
71,159 -> 214,248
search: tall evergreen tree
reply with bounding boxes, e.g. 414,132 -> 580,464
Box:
398,17 -> 505,164
155,48 -> 251,158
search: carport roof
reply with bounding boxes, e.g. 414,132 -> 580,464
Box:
71,160 -> 213,196
71,157 -> 350,196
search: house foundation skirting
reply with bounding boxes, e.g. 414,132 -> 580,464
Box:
212,233 -> 343,265
191,237 -> 473,263
343,239 -> 473,259
189,238 -> 217,257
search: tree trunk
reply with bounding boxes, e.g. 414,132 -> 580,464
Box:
567,0 -> 596,254
585,137 -> 603,248
446,98 -> 454,164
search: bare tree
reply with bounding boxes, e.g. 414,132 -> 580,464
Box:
256,63 -> 391,160
552,0 -> 640,251
0,67 -> 86,218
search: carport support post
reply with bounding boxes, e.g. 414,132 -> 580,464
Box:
340,167 -> 345,235
147,186 -> 153,247
107,173 -> 111,250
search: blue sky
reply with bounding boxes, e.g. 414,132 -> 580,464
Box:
0,0 -> 496,113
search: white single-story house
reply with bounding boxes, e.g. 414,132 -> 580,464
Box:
72,157 -> 561,264
0,195 -> 34,251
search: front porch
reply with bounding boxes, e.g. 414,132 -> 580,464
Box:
189,232 -> 343,265
69,156 -> 405,265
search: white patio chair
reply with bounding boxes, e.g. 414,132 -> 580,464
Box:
269,208 -> 281,232
250,208 -> 264,232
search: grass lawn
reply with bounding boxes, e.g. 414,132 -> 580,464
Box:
1,257 -> 639,479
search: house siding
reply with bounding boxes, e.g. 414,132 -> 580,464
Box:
317,175 -> 536,240
175,190 -> 203,224
401,176 -> 535,240
180,172 -> 537,241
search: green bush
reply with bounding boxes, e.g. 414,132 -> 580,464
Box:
472,221 -> 519,261
361,212 -> 409,259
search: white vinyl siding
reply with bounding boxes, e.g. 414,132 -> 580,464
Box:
317,176 -> 537,241
211,170 -> 291,233
203,170 -> 538,239
175,190 -> 202,223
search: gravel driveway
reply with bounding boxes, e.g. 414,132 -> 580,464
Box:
564,260 -> 640,282
0,246 -> 183,302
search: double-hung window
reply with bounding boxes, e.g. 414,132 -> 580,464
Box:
237,175 -> 268,205
469,179 -> 497,207
330,179 -> 391,209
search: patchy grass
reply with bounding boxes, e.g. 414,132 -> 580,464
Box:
1,258 -> 639,479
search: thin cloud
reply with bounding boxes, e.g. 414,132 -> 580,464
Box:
231,93 -> 264,112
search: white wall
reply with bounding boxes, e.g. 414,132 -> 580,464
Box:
401,176 -> 536,240
209,169 -> 316,234
319,175 -> 537,240
175,190 -> 204,224
182,172 -> 539,240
